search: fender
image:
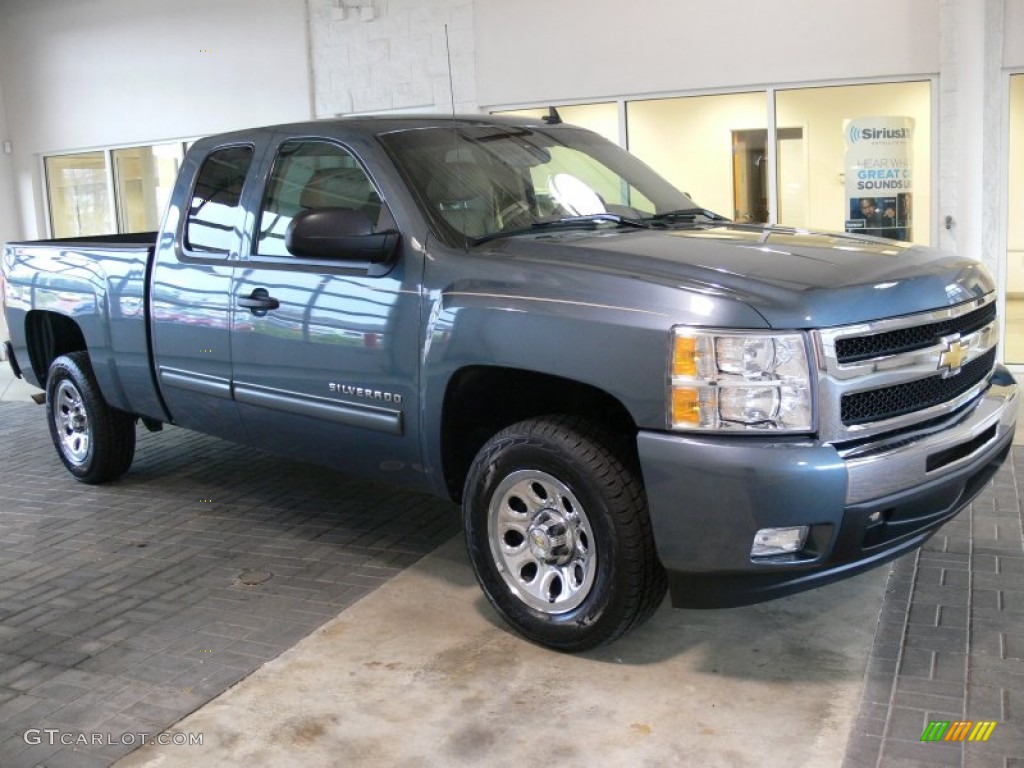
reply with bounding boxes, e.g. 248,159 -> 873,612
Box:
4,238 -> 161,418
416,238 -> 768,497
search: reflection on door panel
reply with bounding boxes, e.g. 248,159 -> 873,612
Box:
231,138 -> 423,484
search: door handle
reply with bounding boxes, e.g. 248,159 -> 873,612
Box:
237,288 -> 279,313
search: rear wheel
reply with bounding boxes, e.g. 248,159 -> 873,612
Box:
46,352 -> 136,483
463,415 -> 666,651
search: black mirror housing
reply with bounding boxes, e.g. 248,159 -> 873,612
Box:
285,208 -> 399,266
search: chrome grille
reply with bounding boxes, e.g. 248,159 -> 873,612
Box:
840,348 -> 996,425
816,294 -> 999,443
834,302 -> 996,363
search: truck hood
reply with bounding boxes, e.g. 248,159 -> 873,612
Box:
488,224 -> 993,329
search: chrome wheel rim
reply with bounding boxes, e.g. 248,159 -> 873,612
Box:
488,469 -> 597,614
54,380 -> 91,465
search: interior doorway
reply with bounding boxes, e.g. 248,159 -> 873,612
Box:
731,127 -> 804,225
732,129 -> 768,223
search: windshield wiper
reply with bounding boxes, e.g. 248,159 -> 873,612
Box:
474,213 -> 650,244
648,207 -> 731,223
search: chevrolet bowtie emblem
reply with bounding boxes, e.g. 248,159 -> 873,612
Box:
937,335 -> 969,378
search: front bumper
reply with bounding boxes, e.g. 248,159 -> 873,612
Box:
638,365 -> 1018,608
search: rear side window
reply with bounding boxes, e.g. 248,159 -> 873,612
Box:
185,145 -> 253,254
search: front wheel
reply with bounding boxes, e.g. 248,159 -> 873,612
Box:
463,416 -> 666,651
46,352 -> 136,484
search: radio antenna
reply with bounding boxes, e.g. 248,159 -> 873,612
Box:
444,24 -> 457,122
444,24 -> 469,252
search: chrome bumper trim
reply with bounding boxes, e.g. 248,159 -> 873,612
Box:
842,381 -> 1018,505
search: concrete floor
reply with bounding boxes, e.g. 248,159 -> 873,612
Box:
116,539 -> 888,768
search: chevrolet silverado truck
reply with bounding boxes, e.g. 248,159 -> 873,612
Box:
2,115 -> 1018,651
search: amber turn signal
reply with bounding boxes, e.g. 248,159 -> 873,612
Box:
672,335 -> 698,377
671,387 -> 702,425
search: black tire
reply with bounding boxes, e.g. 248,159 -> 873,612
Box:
46,352 -> 136,484
463,415 -> 666,651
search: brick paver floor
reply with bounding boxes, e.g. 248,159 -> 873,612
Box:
0,401 -> 460,767
844,447 -> 1024,767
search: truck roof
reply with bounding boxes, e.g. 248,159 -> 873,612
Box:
197,114 -> 558,145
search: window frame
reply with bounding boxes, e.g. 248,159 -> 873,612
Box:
42,150 -> 116,240
243,136 -> 397,276
180,143 -> 257,259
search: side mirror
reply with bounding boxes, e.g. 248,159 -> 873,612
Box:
285,208 -> 399,265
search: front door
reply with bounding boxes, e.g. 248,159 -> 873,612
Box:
230,138 -> 424,485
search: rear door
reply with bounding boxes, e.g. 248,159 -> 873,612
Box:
229,136 -> 425,484
150,140 -> 268,441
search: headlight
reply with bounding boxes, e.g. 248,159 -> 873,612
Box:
670,329 -> 814,432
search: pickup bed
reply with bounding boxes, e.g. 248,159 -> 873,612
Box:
3,115 -> 1018,650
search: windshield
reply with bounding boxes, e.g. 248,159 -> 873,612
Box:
378,124 -> 700,246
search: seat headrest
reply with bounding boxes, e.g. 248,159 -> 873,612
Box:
427,162 -> 495,208
299,167 -> 374,209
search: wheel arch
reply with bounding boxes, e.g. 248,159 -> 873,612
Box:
25,310 -> 88,387
439,365 -> 640,502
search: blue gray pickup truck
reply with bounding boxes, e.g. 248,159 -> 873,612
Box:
2,115 -> 1018,650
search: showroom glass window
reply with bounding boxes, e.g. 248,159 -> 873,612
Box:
774,81 -> 931,244
626,93 -> 768,223
44,152 -> 114,238
113,143 -> 184,233
45,141 -> 190,238
1006,74 -> 1024,365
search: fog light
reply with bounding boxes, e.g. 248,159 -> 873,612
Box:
751,526 -> 809,557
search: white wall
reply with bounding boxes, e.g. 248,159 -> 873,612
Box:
308,0 -> 476,116
0,0 -> 312,238
475,0 -> 941,108
0,79 -> 20,249
935,0 -> 1004,278
1007,75 -> 1024,293
1006,0 -> 1024,66
0,78 -> 15,349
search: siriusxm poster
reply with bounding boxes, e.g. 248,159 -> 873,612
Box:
844,116 -> 914,241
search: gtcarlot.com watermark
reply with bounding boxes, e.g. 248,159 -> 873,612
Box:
24,728 -> 203,747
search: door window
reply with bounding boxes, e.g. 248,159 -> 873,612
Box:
185,145 -> 254,254
257,140 -> 384,257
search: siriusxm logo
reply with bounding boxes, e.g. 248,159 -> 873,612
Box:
848,124 -> 911,143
